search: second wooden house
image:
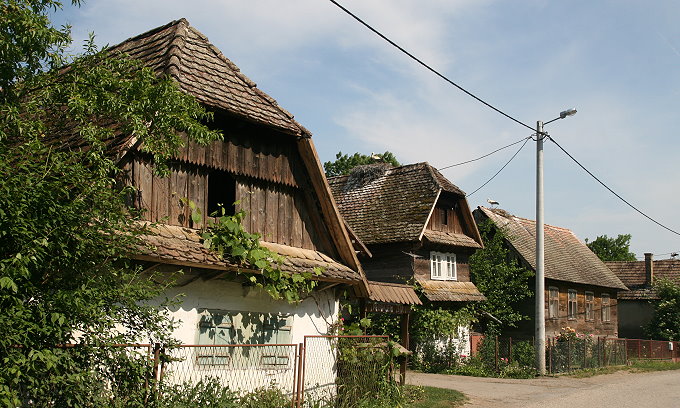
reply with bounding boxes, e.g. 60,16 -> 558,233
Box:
329,162 -> 486,353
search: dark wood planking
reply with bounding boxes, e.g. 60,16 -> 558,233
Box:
265,186 -> 278,243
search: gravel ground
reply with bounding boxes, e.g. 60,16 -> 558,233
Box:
407,369 -> 680,407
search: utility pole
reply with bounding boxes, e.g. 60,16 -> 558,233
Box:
535,120 -> 546,375
534,108 -> 576,375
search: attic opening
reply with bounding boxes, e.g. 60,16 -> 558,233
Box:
208,170 -> 236,217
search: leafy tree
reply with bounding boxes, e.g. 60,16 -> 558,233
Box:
469,219 -> 534,334
323,151 -> 400,177
646,279 -> 680,341
1,1 -> 220,405
585,234 -> 637,262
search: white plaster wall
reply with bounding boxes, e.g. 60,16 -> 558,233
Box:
158,279 -> 339,394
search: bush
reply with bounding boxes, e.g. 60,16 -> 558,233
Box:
157,378 -> 239,408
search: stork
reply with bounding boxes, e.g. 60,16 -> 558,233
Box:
487,198 -> 499,208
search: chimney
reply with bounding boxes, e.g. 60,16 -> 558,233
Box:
644,253 -> 654,286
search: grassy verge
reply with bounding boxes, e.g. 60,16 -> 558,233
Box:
566,359 -> 680,378
405,385 -> 468,408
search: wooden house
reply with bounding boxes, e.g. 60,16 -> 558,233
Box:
104,18 -> 378,348
474,207 -> 628,338
328,163 -> 486,352
607,254 -> 680,338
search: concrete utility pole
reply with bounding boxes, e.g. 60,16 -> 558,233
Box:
535,109 -> 576,375
535,119 -> 546,375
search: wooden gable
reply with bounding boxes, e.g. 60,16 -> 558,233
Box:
121,115 -> 337,257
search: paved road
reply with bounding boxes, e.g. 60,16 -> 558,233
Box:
408,370 -> 680,407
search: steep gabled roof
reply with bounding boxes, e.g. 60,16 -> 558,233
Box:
108,19 -> 369,295
476,207 -> 627,290
110,18 -> 310,137
606,259 -> 680,300
328,162 -> 472,245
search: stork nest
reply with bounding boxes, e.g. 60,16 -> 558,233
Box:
345,163 -> 392,190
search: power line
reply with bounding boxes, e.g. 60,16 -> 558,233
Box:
467,136 -> 531,197
438,137 -> 531,170
548,135 -> 680,237
327,0 -> 535,132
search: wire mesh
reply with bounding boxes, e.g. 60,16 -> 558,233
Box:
302,335 -> 394,408
160,344 -> 298,397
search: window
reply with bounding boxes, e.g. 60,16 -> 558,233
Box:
548,287 -> 559,319
602,294 -> 611,322
207,170 -> 236,217
197,311 -> 234,365
568,289 -> 577,320
585,291 -> 594,321
430,251 -> 457,281
197,310 -> 293,367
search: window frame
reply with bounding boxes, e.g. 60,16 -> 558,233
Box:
585,291 -> 595,321
196,310 -> 294,368
430,251 -> 457,281
601,293 -> 611,323
567,289 -> 577,320
548,287 -> 559,319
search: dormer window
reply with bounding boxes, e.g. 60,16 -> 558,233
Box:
430,251 -> 457,281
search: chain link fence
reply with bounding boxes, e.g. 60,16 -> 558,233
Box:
301,335 -> 397,408
159,344 -> 299,397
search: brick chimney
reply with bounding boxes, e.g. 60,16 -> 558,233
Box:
644,252 -> 654,286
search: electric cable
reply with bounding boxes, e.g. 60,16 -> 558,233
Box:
438,137 -> 531,170
466,136 -> 531,197
327,0 -> 535,132
547,135 -> 680,237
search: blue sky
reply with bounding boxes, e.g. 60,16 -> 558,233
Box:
54,0 -> 680,259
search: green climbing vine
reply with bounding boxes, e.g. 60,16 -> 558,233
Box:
189,201 -> 321,303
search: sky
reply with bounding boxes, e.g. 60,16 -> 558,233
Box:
53,0 -> 680,259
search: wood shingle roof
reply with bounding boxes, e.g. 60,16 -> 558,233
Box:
135,223 -> 363,283
328,162 -> 468,245
110,18 -> 310,138
606,259 -> 680,300
477,207 -> 627,290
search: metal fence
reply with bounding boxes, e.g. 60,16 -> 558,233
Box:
159,344 -> 300,397
472,336 -> 680,375
546,337 -> 680,374
301,335 -> 393,408
147,335 -> 395,407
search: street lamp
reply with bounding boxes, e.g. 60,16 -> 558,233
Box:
535,108 -> 576,375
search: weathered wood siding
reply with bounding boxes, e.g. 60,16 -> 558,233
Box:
427,205 -> 468,235
543,281 -> 618,337
360,243 -> 416,283
508,280 -> 619,338
126,125 -> 336,256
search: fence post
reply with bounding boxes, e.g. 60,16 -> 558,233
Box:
151,343 -> 161,400
638,339 -> 641,359
508,337 -> 513,364
294,342 -> 305,408
548,337 -> 553,374
495,336 -> 499,373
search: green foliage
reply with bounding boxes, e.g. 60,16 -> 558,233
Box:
0,1 -> 221,405
202,204 -> 320,303
323,151 -> 400,177
157,378 -> 239,408
646,278 -> 680,340
237,386 -> 290,408
585,234 -> 637,262
469,220 -> 534,334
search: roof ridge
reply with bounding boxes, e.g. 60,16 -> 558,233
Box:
108,18 -> 187,51
481,206 -> 574,232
